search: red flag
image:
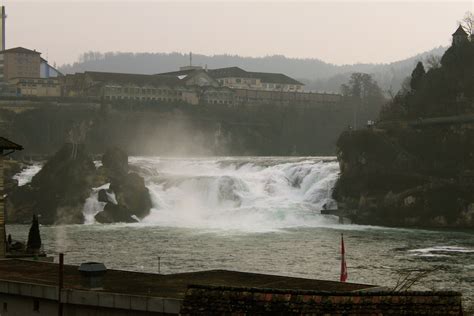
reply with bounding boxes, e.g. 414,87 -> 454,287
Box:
340,233 -> 348,282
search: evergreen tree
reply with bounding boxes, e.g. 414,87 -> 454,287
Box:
410,61 -> 426,91
27,215 -> 42,252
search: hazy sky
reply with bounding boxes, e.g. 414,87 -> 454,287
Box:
4,1 -> 473,66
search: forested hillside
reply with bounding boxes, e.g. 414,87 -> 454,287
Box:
59,47 -> 446,94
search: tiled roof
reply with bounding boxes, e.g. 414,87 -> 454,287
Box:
0,47 -> 41,55
208,67 -> 304,85
208,67 -> 250,79
248,71 -> 303,85
0,137 -> 23,151
180,285 -> 463,315
84,71 -> 182,87
156,69 -> 199,77
452,25 -> 468,36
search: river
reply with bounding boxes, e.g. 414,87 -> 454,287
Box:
9,156 -> 474,309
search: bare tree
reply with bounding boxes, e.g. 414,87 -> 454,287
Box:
391,268 -> 439,292
425,54 -> 441,70
459,11 -> 474,35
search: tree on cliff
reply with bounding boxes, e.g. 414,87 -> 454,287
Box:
409,62 -> 426,91
27,215 -> 42,252
341,73 -> 386,126
381,13 -> 474,120
459,11 -> 474,35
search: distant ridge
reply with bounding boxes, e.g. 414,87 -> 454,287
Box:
59,46 -> 446,94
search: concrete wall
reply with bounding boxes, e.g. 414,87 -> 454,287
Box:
10,78 -> 61,97
0,279 -> 182,316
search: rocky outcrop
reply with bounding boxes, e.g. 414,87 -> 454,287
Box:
6,145 -> 152,224
94,147 -> 152,223
333,125 -> 474,228
7,143 -> 97,224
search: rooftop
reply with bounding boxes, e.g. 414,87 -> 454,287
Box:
84,71 -> 183,87
208,66 -> 304,85
453,25 -> 468,36
0,259 -> 376,299
0,47 -> 41,55
0,137 -> 23,151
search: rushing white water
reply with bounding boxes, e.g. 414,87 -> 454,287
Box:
12,163 -> 42,186
128,157 -> 340,232
82,183 -> 119,224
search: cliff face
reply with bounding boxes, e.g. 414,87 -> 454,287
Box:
333,36 -> 474,228
0,98 -> 373,157
333,122 -> 474,228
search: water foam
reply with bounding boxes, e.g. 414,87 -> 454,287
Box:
82,183 -> 111,224
130,157 -> 341,232
408,246 -> 474,255
13,163 -> 42,186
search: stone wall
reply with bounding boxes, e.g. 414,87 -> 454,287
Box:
180,285 -> 463,315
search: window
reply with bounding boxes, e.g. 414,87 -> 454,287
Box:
33,300 -> 40,312
3,302 -> 7,311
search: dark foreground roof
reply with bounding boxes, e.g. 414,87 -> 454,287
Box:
0,137 -> 23,151
0,259 -> 375,299
0,47 -> 41,55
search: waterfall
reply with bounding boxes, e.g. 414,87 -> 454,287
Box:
132,157 -> 340,232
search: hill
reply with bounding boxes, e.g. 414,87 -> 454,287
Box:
59,47 -> 446,94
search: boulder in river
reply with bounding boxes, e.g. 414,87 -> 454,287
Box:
94,147 -> 152,223
7,143 -> 97,224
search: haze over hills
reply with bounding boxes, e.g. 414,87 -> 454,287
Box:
59,46 -> 447,95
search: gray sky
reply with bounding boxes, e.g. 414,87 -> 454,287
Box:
4,1 -> 473,66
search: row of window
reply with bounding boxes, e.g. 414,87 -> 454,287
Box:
217,78 -> 257,85
20,83 -> 58,88
19,79 -> 56,84
216,79 -> 302,91
204,99 -> 234,105
104,95 -> 179,102
104,87 -> 182,96
205,92 -> 233,98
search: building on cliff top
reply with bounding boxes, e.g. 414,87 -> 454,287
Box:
452,25 -> 470,46
0,47 -> 62,97
159,66 -> 305,92
0,259 -> 464,315
62,68 -> 340,106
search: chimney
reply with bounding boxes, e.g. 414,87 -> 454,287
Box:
78,262 -> 107,290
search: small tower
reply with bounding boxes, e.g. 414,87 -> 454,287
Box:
452,25 -> 468,46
